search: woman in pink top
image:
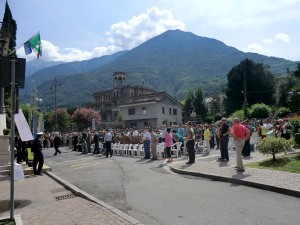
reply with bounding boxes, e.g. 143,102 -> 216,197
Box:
164,127 -> 173,163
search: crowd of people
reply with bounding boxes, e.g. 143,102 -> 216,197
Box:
15,116 -> 293,175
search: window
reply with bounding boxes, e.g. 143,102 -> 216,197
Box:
128,108 -> 135,115
169,108 -> 172,115
173,108 -> 177,115
130,123 -> 137,127
144,122 -> 148,127
162,107 -> 165,114
142,107 -> 147,115
169,122 -> 172,127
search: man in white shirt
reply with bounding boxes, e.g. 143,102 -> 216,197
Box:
143,127 -> 151,159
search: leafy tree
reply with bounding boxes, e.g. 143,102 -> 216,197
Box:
46,108 -> 71,132
292,63 -> 300,79
275,76 -> 298,107
72,107 -> 101,131
182,90 -> 195,121
229,109 -> 245,121
193,87 -> 207,120
210,93 -> 222,116
225,58 -> 275,115
287,85 -> 300,112
275,107 -> 291,118
249,103 -> 272,119
289,116 -> 300,146
257,137 -> 291,160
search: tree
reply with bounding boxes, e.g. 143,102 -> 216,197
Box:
210,93 -> 222,116
225,59 -> 275,115
287,85 -> 300,112
292,63 -> 300,79
182,90 -> 195,121
72,108 -> 101,131
275,76 -> 298,107
46,108 -> 71,132
249,103 -> 272,119
2,1 -> 17,128
193,87 -> 207,121
2,1 -> 17,55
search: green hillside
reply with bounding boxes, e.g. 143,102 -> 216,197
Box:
21,29 -> 298,111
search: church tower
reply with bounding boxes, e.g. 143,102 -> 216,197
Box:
113,71 -> 126,87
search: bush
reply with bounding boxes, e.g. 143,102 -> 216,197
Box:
229,109 -> 245,120
250,103 -> 272,119
289,116 -> 300,146
257,137 -> 291,160
275,107 -> 291,118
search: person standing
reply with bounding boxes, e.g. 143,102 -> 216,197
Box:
143,127 -> 151,159
32,132 -> 44,176
204,124 -> 211,154
185,121 -> 195,164
93,131 -> 100,154
164,128 -> 173,163
81,132 -> 88,154
150,128 -> 158,160
53,132 -> 62,156
104,129 -> 113,158
219,117 -> 230,162
73,132 -> 78,151
231,118 -> 250,172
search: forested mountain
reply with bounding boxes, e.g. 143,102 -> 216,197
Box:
20,29 -> 298,111
21,50 -> 127,94
26,60 -> 64,77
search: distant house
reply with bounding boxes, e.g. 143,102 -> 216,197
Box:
89,72 -> 182,128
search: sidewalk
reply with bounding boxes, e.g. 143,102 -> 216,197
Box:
170,149 -> 300,198
0,173 -> 143,225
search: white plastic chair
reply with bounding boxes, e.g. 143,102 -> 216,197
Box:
137,144 -> 144,158
118,144 -> 124,156
171,142 -> 182,158
127,144 -> 134,156
157,143 -> 165,158
132,144 -> 139,157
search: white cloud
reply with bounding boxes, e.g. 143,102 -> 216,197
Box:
262,38 -> 273,44
22,7 -> 185,62
106,6 -> 185,49
274,33 -> 291,43
246,43 -> 264,54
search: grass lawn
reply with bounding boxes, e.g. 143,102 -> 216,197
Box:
246,153 -> 300,174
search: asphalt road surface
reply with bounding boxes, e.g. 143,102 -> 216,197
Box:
44,147 -> 300,225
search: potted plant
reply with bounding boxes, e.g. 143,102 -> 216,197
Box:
2,128 -> 10,135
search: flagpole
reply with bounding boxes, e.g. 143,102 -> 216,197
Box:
8,31 -> 40,56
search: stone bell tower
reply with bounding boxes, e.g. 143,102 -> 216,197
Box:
113,71 -> 126,87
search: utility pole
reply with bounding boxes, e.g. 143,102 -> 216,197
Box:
50,76 -> 62,131
243,69 -> 248,118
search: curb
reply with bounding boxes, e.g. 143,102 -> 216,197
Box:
46,171 -> 143,225
170,166 -> 300,198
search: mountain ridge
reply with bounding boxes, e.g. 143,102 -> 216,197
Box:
20,29 -> 298,111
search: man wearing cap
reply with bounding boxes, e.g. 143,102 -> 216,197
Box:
185,121 -> 195,164
32,132 -> 44,175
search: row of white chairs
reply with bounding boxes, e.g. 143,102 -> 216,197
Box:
107,142 -> 184,158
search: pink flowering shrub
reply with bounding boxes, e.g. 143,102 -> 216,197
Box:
72,108 -> 101,131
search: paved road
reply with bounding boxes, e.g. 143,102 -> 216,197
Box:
44,147 -> 300,225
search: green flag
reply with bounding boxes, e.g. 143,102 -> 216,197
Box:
25,33 -> 42,58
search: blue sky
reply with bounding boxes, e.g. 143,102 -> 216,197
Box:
1,0 -> 300,62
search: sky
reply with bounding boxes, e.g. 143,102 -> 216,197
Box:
1,0 -> 300,62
